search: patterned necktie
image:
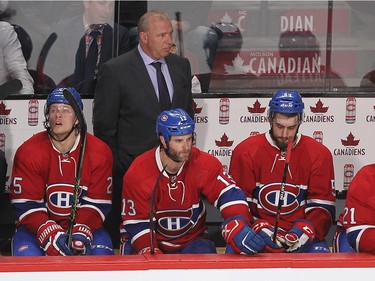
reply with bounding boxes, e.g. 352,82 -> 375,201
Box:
151,61 -> 171,111
84,30 -> 100,82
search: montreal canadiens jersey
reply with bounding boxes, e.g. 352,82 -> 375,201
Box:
122,146 -> 250,253
229,132 -> 336,240
337,164 -> 375,252
10,131 -> 112,234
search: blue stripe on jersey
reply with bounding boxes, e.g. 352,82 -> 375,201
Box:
347,228 -> 361,251
124,220 -> 151,242
216,186 -> 247,210
80,197 -> 111,218
12,201 -> 47,220
306,200 -> 335,222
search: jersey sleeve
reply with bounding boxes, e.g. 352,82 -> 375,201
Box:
10,140 -> 50,234
121,165 -> 155,253
75,136 -> 113,232
304,143 -> 336,240
199,153 -> 252,224
342,165 -> 375,252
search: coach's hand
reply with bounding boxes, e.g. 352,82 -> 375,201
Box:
37,220 -> 72,256
222,215 -> 265,255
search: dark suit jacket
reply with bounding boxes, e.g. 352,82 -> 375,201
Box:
45,14 -> 129,89
93,47 -> 194,175
44,14 -> 87,85
73,24 -> 130,94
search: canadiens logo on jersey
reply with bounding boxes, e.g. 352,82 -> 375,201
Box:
46,183 -> 81,216
258,182 -> 301,215
155,208 -> 196,238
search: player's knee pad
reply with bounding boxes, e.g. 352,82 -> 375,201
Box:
12,225 -> 44,256
91,227 -> 114,255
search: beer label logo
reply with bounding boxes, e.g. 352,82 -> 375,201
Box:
0,102 -> 17,125
334,132 -> 364,156
207,133 -> 233,157
28,99 -> 39,126
345,97 -> 356,124
313,131 -> 323,143
193,101 -> 208,123
240,99 -> 269,123
219,98 -> 230,125
304,99 -> 334,123
343,164 -> 354,191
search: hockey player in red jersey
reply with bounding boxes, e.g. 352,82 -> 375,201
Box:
10,87 -> 114,256
333,164 -> 375,253
230,89 -> 336,253
120,108 -> 280,255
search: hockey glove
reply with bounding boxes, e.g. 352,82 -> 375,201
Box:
221,215 -> 265,255
252,219 -> 285,253
37,220 -> 72,256
119,231 -> 135,255
71,223 -> 93,255
277,220 -> 315,253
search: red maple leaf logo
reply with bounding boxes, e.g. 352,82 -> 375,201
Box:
341,132 -> 360,146
215,133 -> 234,147
193,101 -> 202,114
247,99 -> 266,114
310,99 -> 329,113
0,102 -> 11,115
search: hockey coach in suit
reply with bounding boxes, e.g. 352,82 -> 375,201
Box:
93,10 -> 194,247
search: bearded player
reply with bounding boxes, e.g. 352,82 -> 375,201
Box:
333,164 -> 375,253
230,89 -> 336,253
10,87 -> 113,256
120,108 -> 282,255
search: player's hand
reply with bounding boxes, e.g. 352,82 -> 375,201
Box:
221,215 -> 265,255
71,223 -> 93,255
252,219 -> 285,253
37,220 -> 72,256
277,220 -> 315,253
